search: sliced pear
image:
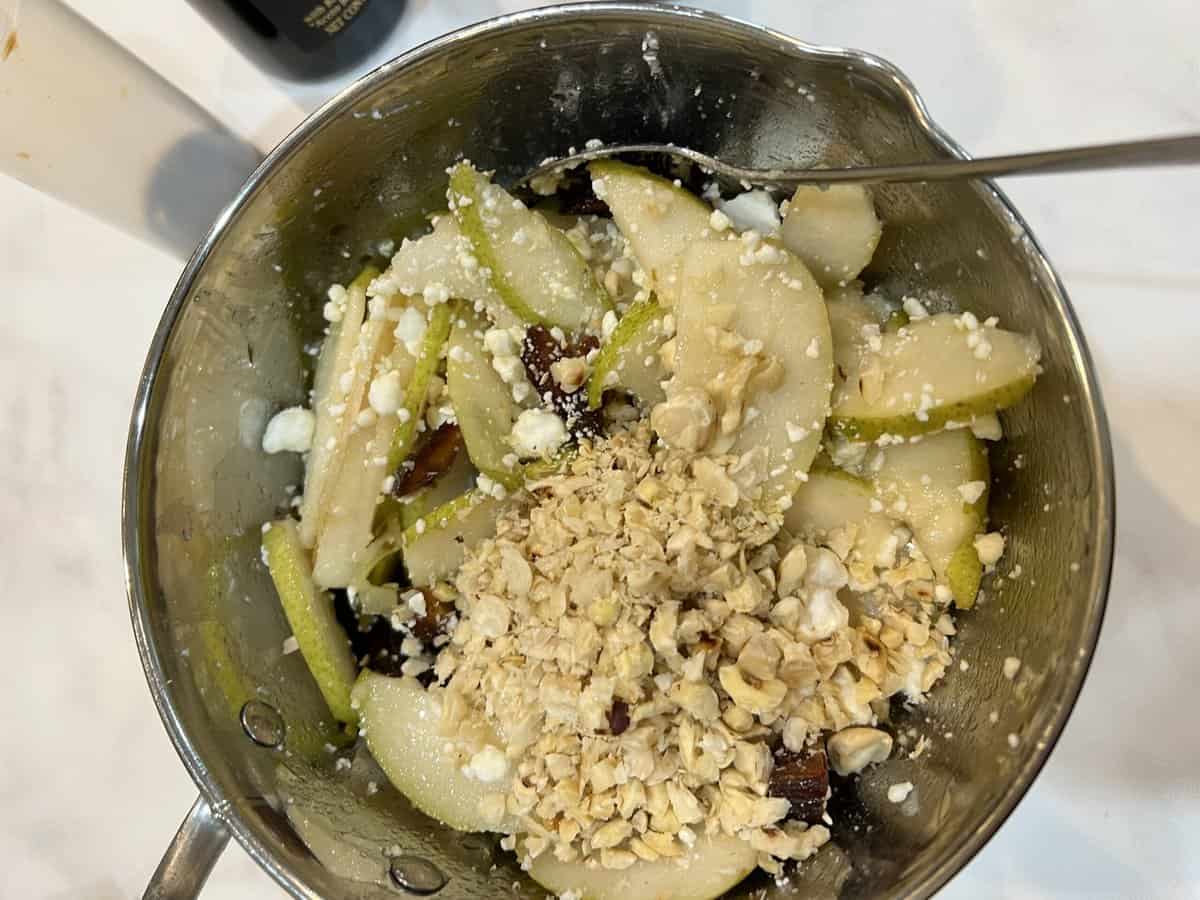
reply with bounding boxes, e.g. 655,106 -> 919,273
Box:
673,239 -> 833,504
448,162 -> 611,332
589,160 -> 714,305
401,491 -> 505,587
786,465 -> 898,568
829,312 -> 1041,442
299,267 -> 376,548
871,428 -> 989,607
780,184 -> 882,288
387,302 -> 453,471
587,299 -> 668,409
376,214 -> 520,330
313,409 -> 397,589
353,671 -> 514,832
263,520 -> 358,724
446,304 -> 521,489
527,831 -> 757,900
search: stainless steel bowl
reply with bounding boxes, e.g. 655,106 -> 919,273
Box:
125,4 -> 1113,898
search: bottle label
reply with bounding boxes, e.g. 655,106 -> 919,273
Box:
256,0 -> 374,51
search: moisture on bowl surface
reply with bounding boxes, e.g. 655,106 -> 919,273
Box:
256,156 -> 1042,898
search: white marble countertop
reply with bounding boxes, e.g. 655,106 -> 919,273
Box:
2,1 -> 1198,897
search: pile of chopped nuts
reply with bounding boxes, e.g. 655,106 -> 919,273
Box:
430,421 -> 954,875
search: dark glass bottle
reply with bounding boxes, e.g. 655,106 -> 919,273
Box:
187,0 -> 405,82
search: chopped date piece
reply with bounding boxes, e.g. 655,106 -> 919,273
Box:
538,168 -> 611,217
409,589 -> 455,644
607,699 -> 630,736
521,325 -> 603,439
393,423 -> 463,497
769,747 -> 830,825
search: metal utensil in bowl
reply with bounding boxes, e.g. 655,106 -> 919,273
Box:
125,4 -> 1113,898
520,133 -> 1200,188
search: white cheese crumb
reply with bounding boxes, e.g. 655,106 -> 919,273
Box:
393,306 -> 428,356
785,421 -> 809,443
708,209 -> 733,232
717,190 -> 782,234
1002,656 -> 1021,680
262,407 -> 315,454
974,531 -> 1006,567
405,590 -> 427,617
1007,733 -> 1020,749
805,336 -> 820,359
462,745 -> 509,783
957,480 -> 987,504
886,781 -> 914,803
970,414 -> 1003,441
368,370 -> 405,416
281,635 -> 299,655
510,408 -> 569,459
476,473 -> 508,500
601,310 -> 620,340
901,297 -> 929,320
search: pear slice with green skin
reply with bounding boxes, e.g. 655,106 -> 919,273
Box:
674,239 -> 833,505
446,304 -> 522,489
786,463 -> 899,568
262,520 -> 358,724
373,215 -> 520,330
586,298 -> 668,409
829,312 -> 1041,442
527,831 -> 758,900
386,301 -> 453,471
401,490 -> 505,587
352,672 -> 515,833
781,183 -> 882,289
448,162 -> 612,332
589,160 -> 714,306
299,266 -> 377,548
871,428 -> 989,607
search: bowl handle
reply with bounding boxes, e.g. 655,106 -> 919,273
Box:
143,795 -> 230,899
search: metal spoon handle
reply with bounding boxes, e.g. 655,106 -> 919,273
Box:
776,133 -> 1200,185
525,134 -> 1200,187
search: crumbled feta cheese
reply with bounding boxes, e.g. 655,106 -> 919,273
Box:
393,306 -> 428,356
785,421 -> 809,443
974,531 -> 1006,567
805,337 -> 820,359
281,635 -> 299,655
902,297 -> 929,320
323,284 -> 348,322
510,409 -> 569,459
477,473 -> 508,500
463,745 -> 509,783
886,781 -> 914,803
601,309 -> 620,340
717,190 -> 782,234
957,481 -> 987,504
1002,656 -> 1021,680
708,209 -> 733,232
368,370 -> 405,416
970,414 -> 1003,441
261,407 -> 315,454
404,590 -> 427,617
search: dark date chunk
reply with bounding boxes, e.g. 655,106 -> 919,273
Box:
607,699 -> 630,736
521,325 -> 602,439
393,423 -> 463,497
769,748 -> 830,825
409,589 -> 455,643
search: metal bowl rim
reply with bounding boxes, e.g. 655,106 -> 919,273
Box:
123,4 -> 1114,897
